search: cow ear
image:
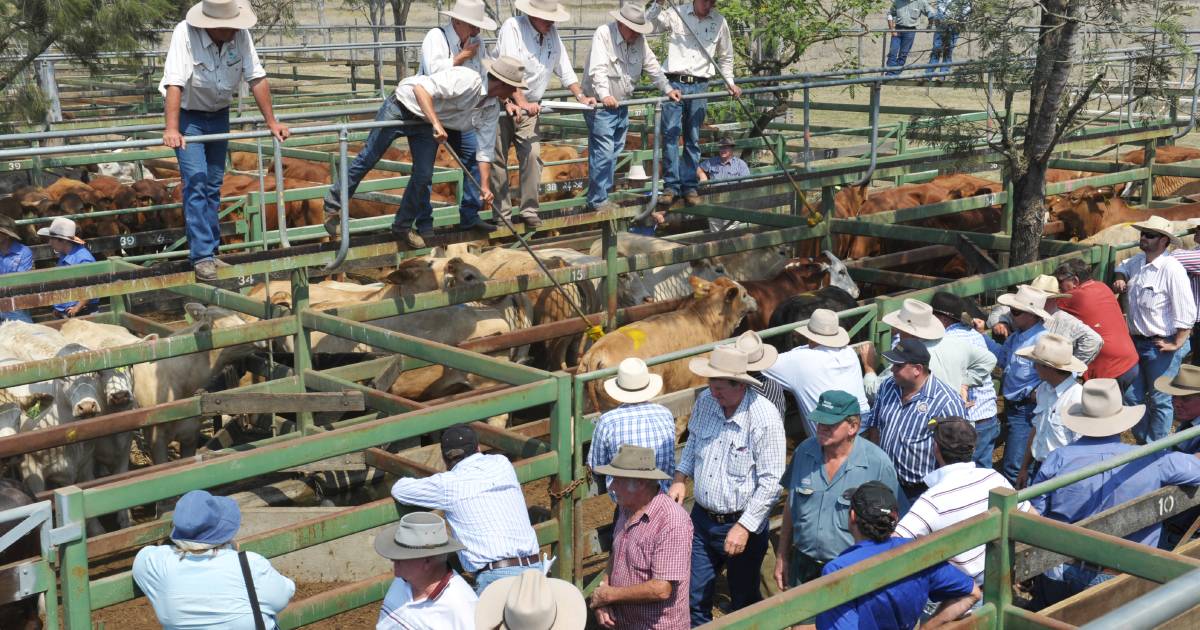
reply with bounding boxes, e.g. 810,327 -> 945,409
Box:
383,268 -> 410,284
723,286 -> 740,303
141,334 -> 159,343
183,302 -> 206,322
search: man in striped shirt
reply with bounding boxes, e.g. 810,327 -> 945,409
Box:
864,338 -> 967,506
1161,221 -> 1200,366
929,292 -> 1001,468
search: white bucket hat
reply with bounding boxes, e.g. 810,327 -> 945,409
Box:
1015,333 -> 1087,374
515,0 -> 571,22
441,0 -> 498,31
1062,378 -> 1144,437
735,331 -> 778,371
881,299 -> 945,340
688,345 -> 761,387
996,285 -> 1051,321
796,308 -> 850,348
186,0 -> 257,29
1132,215 -> 1182,247
37,217 -> 85,244
475,569 -> 587,630
602,357 -> 663,404
610,3 -> 654,34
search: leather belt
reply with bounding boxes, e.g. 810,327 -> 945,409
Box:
481,553 -> 539,572
702,507 -> 743,525
666,73 -> 708,85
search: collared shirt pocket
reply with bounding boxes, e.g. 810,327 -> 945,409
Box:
727,445 -> 752,479
1135,284 -> 1162,315
835,494 -> 852,531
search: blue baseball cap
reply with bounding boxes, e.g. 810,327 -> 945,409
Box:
808,390 -> 861,425
170,490 -> 241,545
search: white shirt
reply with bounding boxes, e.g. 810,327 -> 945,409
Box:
765,344 -> 871,439
895,463 -> 1032,584
376,573 -> 477,630
159,21 -> 267,112
584,22 -> 672,101
647,2 -> 735,84
1117,251 -> 1198,336
1031,377 -> 1083,462
419,25 -> 485,79
493,16 -> 579,102
390,453 -> 539,572
394,67 -> 499,163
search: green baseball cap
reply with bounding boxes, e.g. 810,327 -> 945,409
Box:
808,390 -> 861,425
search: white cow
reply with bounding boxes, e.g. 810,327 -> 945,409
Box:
0,321 -> 101,419
588,233 -> 724,305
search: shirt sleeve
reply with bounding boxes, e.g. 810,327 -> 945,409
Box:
677,411 -> 699,478
1115,255 -> 1137,278
16,246 -> 32,272
587,27 -> 611,100
987,305 -> 1013,330
131,546 -> 162,600
553,31 -> 580,87
734,159 -> 750,177
248,552 -> 296,615
495,19 -> 522,60
716,19 -> 735,86
241,30 -> 267,82
962,341 -> 998,388
159,22 -> 192,97
1166,262 -> 1198,330
1174,249 -> 1200,274
1160,451 -> 1200,486
738,408 -> 786,532
473,99 -> 499,163
927,560 -> 976,601
895,496 -> 936,539
391,472 -> 453,510
643,37 -> 672,95
647,3 -> 675,34
942,390 -> 968,417
421,28 -> 454,75
651,515 -> 692,582
862,370 -> 883,402
1070,316 -> 1104,364
587,418 -> 610,470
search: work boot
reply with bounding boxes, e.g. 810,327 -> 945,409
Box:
596,200 -> 621,214
464,219 -> 499,233
193,259 -> 218,282
211,258 -> 231,268
683,191 -> 702,207
393,229 -> 426,249
323,213 -> 340,237
657,191 -> 676,207
519,213 -> 543,229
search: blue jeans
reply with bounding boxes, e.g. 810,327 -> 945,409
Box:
1125,337 -> 1192,444
446,128 -> 482,226
886,27 -> 917,75
927,26 -> 958,75
1001,399 -> 1036,484
662,80 -> 708,196
584,105 -> 630,207
323,96 -> 437,235
1034,563 -> 1115,608
689,506 -> 769,625
973,416 -> 1000,469
473,560 -> 543,595
0,310 -> 33,323
175,108 -> 230,263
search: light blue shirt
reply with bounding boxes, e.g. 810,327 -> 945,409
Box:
132,545 -> 295,630
945,323 -> 999,422
0,241 -> 34,322
992,322 -> 1047,401
54,243 -> 99,314
699,156 -> 750,180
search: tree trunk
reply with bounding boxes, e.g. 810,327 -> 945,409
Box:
390,0 -> 414,80
1011,165 -> 1048,263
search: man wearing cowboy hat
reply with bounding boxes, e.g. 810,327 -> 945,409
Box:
928,292 -> 1001,467
583,4 -> 681,214
477,569 -> 586,630
38,217 -> 99,318
989,285 -> 1051,484
1156,364 -> 1200,454
373,511 -> 478,629
777,391 -> 898,593
160,0 -> 290,281
734,330 -> 788,417
1112,215 -> 1197,444
766,308 -> 871,439
418,0 -> 500,233
668,345 -> 785,623
324,57 -> 529,249
648,0 -> 740,210
1053,258 -> 1140,386
491,0 -> 596,230
1028,379 -> 1200,606
988,275 -> 1102,366
0,214 -> 34,323
1014,334 -> 1087,488
697,135 -> 751,231
589,444 -> 692,629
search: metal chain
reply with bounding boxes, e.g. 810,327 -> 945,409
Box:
549,476 -> 587,500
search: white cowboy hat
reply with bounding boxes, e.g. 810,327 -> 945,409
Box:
37,217 -> 85,244
796,308 -> 850,348
1131,215 -> 1182,247
734,331 -> 778,371
1062,379 -> 1144,437
441,0 -> 498,31
186,0 -> 257,30
627,162 -> 650,181
688,345 -> 761,387
373,512 -> 465,560
1015,332 -> 1087,374
483,56 -> 530,89
1155,364 -> 1200,397
514,0 -> 570,22
1027,274 -> 1069,299
996,285 -> 1051,321
881,299 -> 945,340
602,357 -> 663,404
475,569 -> 587,630
610,3 -> 654,34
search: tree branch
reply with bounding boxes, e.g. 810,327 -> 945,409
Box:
1040,71 -> 1106,164
0,30 -> 58,94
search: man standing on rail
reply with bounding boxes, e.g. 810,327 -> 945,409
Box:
323,58 -> 528,249
648,0 -> 740,211
0,215 -> 33,323
885,0 -> 933,75
582,3 -> 680,214
417,0 -> 499,233
159,0 -> 290,282
491,0 -> 596,230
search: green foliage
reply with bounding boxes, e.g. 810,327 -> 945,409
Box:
718,0 -> 887,75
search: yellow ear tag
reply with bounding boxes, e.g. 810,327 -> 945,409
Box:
586,325 -> 605,341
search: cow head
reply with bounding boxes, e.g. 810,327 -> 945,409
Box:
55,343 -> 101,419
443,256 -> 489,289
385,258 -> 440,293
101,366 -> 134,409
182,303 -> 262,363
821,250 -> 860,298
690,276 -> 757,328
1047,186 -> 1120,241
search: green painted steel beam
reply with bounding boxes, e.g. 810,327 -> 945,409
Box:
0,258 -> 115,289
852,191 -> 1007,226
1044,168 -> 1148,195
1047,158 -> 1126,173
277,575 -> 392,629
849,266 -> 944,289
1149,161 -> 1200,178
670,204 -> 811,228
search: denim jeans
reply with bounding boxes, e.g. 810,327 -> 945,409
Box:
0,310 -> 33,323
1001,399 -> 1036,484
886,27 -> 917,75
1034,563 -> 1115,608
584,105 -> 630,207
973,416 -> 1000,469
473,560 -> 544,595
175,108 -> 230,263
689,506 -> 769,626
323,96 -> 437,234
446,128 -> 482,226
1125,337 -> 1192,444
927,26 -> 958,75
1116,360 -> 1141,393
662,80 -> 708,196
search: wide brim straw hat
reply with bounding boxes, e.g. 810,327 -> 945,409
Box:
996,285 -> 1052,321
1027,275 -> 1069,299
36,217 -> 84,244
483,56 -> 530,89
1014,332 -> 1088,374
796,308 -> 850,348
186,0 -> 257,29
1131,215 -> 1183,247
373,512 -> 465,560
593,444 -> 670,480
476,570 -> 587,630
0,215 -> 22,241
441,0 -> 498,30
609,3 -> 654,34
603,357 -> 663,404
734,330 -> 778,371
1062,379 -> 1145,437
1156,364 -> 1200,397
515,0 -> 571,22
881,299 -> 945,340
688,345 -> 761,387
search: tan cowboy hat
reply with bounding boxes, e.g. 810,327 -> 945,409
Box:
37,217 -> 84,244
1062,379 -> 1145,437
881,299 -> 945,340
373,512 -> 465,560
594,444 -> 670,480
514,0 -> 571,22
1027,274 -> 1069,299
602,357 -> 663,404
1131,215 -> 1182,247
1156,364 -> 1200,397
688,345 -> 761,387
610,3 -> 654,34
996,285 -> 1051,321
735,330 -> 778,371
476,569 -> 587,630
1015,333 -> 1087,374
0,215 -> 22,242
441,0 -> 498,30
186,0 -> 257,30
483,56 -> 530,89
796,308 -> 850,348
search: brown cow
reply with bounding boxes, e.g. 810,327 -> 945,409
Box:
738,258 -> 840,331
1049,186 -> 1200,240
1120,145 -> 1200,199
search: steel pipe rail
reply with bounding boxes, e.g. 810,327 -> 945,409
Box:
1078,568 -> 1200,629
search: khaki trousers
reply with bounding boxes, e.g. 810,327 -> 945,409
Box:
490,111 -> 541,220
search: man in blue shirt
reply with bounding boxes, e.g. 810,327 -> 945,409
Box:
991,285 -> 1050,484
1030,378 -> 1200,606
0,214 -> 34,323
697,136 -> 750,232
37,217 -> 99,318
816,481 -> 979,630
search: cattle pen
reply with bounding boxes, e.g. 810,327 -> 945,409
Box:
4,18 -> 1200,630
